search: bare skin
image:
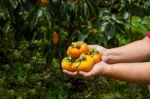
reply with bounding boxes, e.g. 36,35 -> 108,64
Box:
102,37 -> 150,63
63,37 -> 150,84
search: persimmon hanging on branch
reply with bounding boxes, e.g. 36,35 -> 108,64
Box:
52,32 -> 59,45
39,0 -> 49,7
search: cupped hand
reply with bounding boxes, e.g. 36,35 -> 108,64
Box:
88,45 -> 106,53
63,61 -> 109,77
63,70 -> 78,76
88,45 -> 110,62
79,61 -> 108,77
63,45 -> 109,76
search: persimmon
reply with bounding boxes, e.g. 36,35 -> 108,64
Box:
88,48 -> 102,64
61,57 -> 77,72
68,0 -> 78,3
39,0 -> 48,7
52,32 -> 59,45
67,41 -> 88,58
72,55 -> 94,72
92,54 -> 101,64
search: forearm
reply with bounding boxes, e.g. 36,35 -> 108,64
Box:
104,37 -> 150,63
103,62 -> 150,84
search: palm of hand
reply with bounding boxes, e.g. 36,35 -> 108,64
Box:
63,61 -> 107,77
63,45 -> 108,77
79,61 -> 106,77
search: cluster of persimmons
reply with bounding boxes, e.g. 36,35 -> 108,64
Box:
61,41 -> 102,72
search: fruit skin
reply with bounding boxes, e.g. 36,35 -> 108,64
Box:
88,48 -> 102,64
92,54 -> 102,64
79,43 -> 88,54
67,47 -> 81,58
72,55 -> 94,72
67,41 -> 89,58
39,0 -> 48,7
61,57 -> 76,72
52,32 -> 59,45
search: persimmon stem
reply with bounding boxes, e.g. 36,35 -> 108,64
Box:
88,48 -> 99,55
71,41 -> 84,48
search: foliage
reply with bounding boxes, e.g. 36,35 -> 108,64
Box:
0,0 -> 150,98
117,16 -> 150,46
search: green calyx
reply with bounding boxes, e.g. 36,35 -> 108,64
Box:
71,41 -> 84,48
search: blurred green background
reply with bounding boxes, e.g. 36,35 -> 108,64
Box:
0,0 -> 150,98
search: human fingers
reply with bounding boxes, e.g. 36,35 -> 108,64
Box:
88,45 -> 98,49
79,71 -> 94,77
79,61 -> 106,77
88,45 -> 106,53
102,55 -> 110,62
79,63 -> 100,77
63,70 -> 78,76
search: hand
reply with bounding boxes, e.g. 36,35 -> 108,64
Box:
63,45 -> 109,76
78,45 -> 109,77
88,45 -> 106,54
79,61 -> 109,77
63,70 -> 78,76
63,61 -> 109,77
88,45 -> 110,62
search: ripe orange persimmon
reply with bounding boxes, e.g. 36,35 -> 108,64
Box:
52,32 -> 59,45
72,55 -> 94,72
88,48 -> 102,64
39,0 -> 48,7
68,0 -> 78,3
61,57 -> 77,72
67,41 -> 88,58
92,54 -> 102,64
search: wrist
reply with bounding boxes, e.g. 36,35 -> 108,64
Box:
102,62 -> 111,76
102,49 -> 113,63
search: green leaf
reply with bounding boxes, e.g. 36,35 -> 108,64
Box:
86,0 -> 98,19
123,11 -> 130,20
9,0 -> 19,9
28,7 -> 43,30
106,24 -> 116,40
100,22 -> 109,32
77,32 -> 85,41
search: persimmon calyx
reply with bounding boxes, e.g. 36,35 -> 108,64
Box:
62,56 -> 72,62
71,41 -> 84,48
88,48 -> 99,55
75,54 -> 86,62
